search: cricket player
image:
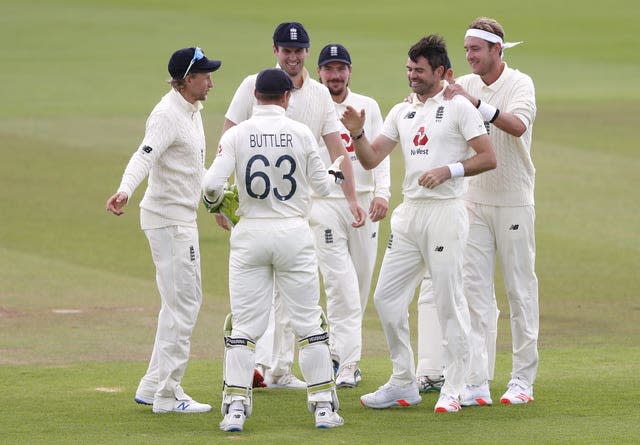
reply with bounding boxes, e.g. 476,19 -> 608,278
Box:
341,34 -> 497,413
444,16 -> 539,406
222,22 -> 366,389
315,43 -> 390,387
105,47 -> 221,413
415,58 -> 455,395
203,68 -> 345,432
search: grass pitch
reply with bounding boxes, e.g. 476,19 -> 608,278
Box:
1,0 -> 639,443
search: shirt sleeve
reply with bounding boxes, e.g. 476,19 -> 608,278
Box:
202,130 -> 237,201
319,89 -> 341,136
305,130 -> 333,196
117,110 -> 176,198
224,75 -> 257,125
368,100 -> 391,200
506,75 -> 536,130
456,98 -> 488,142
380,103 -> 402,143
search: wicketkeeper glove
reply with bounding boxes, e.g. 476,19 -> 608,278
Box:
328,155 -> 345,184
203,183 -> 240,226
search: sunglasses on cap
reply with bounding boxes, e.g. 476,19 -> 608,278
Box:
183,47 -> 204,79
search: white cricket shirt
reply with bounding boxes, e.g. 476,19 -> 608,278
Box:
203,105 -> 333,219
117,88 -> 206,229
381,87 -> 486,200
456,63 -> 536,206
317,88 -> 391,200
225,67 -> 340,141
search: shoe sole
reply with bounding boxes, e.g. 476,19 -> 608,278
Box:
221,425 -> 243,432
316,422 -> 344,429
461,397 -> 492,407
360,396 -> 421,409
500,396 -> 533,405
336,381 -> 357,388
134,397 -> 153,406
434,406 -> 461,413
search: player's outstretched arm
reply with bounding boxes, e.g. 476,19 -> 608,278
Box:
341,106 -> 395,170
322,130 -> 366,228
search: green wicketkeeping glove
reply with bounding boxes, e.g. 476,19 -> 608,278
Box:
218,183 -> 240,226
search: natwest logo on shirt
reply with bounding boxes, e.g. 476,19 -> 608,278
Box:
413,126 -> 428,146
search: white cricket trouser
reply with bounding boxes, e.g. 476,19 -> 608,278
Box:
309,193 -> 379,367
464,202 -> 539,387
375,199 -> 470,398
137,225 -> 202,409
224,217 -> 334,402
253,288 -> 296,377
416,272 -> 445,377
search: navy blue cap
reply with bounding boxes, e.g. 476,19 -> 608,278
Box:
168,47 -> 221,79
273,22 -> 310,48
318,43 -> 351,66
255,68 -> 294,94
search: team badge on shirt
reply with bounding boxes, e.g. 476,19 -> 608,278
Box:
216,144 -> 223,156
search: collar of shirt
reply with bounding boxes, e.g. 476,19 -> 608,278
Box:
252,104 -> 287,117
169,87 -> 203,114
482,62 -> 510,92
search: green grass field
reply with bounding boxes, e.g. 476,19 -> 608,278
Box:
1,0 -> 639,443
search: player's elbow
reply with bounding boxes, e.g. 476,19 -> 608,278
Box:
486,151 -> 497,171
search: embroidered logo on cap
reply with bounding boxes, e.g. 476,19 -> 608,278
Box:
330,46 -> 338,56
290,27 -> 298,40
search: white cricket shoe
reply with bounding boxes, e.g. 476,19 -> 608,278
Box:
460,382 -> 493,406
266,371 -> 307,389
220,410 -> 246,432
152,398 -> 212,414
134,393 -> 153,405
336,363 -> 362,388
434,393 -> 462,413
500,378 -> 534,405
314,404 -> 344,429
417,375 -> 444,393
360,382 -> 421,409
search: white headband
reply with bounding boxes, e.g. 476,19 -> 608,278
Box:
464,28 -> 523,50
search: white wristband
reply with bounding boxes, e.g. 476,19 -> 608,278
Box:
447,162 -> 465,178
477,100 -> 498,122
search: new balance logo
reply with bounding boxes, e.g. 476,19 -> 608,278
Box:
404,111 -> 416,119
141,145 -> 153,154
387,234 -> 394,249
324,229 -> 334,244
371,231 -> 377,239
509,224 -> 520,230
484,122 -> 490,134
190,245 -> 196,261
176,402 -> 190,411
434,246 -> 444,252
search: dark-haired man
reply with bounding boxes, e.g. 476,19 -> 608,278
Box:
204,68 -> 345,432
342,34 -> 496,413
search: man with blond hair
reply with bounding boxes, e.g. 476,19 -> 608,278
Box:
444,16 -> 539,406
